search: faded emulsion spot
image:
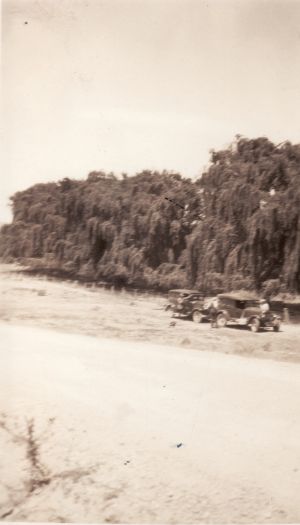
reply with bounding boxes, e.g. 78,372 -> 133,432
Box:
24,21 -> 28,25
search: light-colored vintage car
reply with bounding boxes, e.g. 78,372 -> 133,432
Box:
215,293 -> 281,332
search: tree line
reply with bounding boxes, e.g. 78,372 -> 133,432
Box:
1,136 -> 299,296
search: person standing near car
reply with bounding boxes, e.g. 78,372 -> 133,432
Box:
259,298 -> 270,317
210,297 -> 219,328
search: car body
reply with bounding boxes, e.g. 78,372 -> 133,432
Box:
166,289 -> 206,322
215,294 -> 281,332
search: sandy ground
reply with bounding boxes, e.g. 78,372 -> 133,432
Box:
0,265 -> 300,523
0,264 -> 300,363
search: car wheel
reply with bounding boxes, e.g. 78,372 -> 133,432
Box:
273,324 -> 280,332
192,310 -> 203,323
216,313 -> 227,328
250,318 -> 260,333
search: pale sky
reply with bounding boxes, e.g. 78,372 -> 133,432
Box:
1,0 -> 300,222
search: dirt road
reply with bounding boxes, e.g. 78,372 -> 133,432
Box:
1,323 -> 300,523
0,265 -> 300,523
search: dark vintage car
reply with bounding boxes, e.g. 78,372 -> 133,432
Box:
215,294 -> 281,332
166,289 -> 206,322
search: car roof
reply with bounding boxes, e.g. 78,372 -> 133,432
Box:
169,289 -> 203,294
217,293 -> 259,301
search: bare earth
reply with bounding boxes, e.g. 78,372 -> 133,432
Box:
0,264 -> 300,523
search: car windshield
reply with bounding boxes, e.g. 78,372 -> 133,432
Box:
245,300 -> 260,307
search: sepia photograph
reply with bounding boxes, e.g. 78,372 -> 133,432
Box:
1,0 -> 300,523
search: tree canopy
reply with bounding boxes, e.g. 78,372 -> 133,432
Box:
1,137 -> 299,294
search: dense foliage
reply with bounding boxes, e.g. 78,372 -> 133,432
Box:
1,137 -> 300,294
